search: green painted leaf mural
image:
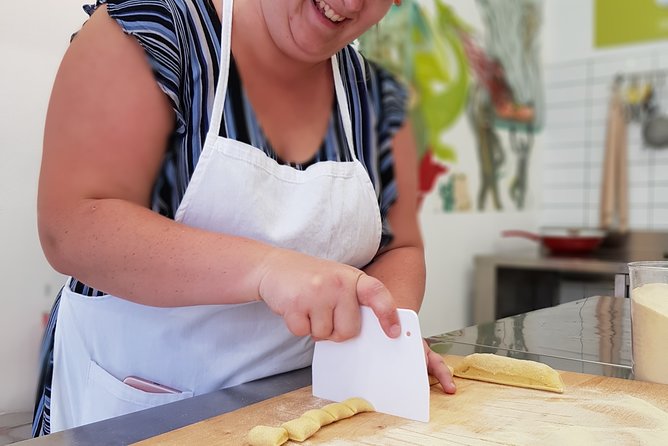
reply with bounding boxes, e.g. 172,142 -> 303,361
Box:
359,0 -> 471,164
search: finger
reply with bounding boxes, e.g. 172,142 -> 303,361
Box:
283,311 -> 311,338
330,295 -> 361,342
427,349 -> 456,394
356,274 -> 400,338
309,306 -> 334,340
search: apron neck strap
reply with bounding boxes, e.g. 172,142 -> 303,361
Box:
208,0 -> 234,138
331,53 -> 356,162
207,0 -> 357,162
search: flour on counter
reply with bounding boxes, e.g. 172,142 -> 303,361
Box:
322,389 -> 668,446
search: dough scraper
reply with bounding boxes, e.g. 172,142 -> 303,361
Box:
312,306 -> 430,422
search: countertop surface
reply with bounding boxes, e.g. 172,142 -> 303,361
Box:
18,296 -> 634,445
429,295 -> 631,379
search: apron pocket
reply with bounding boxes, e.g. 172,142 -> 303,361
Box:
80,360 -> 193,427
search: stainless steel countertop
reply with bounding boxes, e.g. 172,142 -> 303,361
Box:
429,295 -> 631,379
17,368 -> 313,446
17,296 -> 632,445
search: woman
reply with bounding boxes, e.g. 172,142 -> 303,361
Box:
33,0 -> 455,435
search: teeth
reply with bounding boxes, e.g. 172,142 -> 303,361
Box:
315,0 -> 346,23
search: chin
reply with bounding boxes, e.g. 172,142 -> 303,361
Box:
275,35 -> 345,64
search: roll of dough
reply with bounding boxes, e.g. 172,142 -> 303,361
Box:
247,425 -> 289,446
342,397 -> 374,414
453,353 -> 564,393
322,402 -> 355,420
302,408 -> 336,427
248,398 -> 374,444
281,416 -> 321,442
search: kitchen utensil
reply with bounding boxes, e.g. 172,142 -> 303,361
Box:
312,306 -> 429,422
642,77 -> 668,148
643,114 -> 668,148
600,79 -> 629,232
502,227 -> 606,254
136,355 -> 668,445
508,126 -> 533,210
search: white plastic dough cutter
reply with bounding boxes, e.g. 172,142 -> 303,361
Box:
312,306 -> 430,422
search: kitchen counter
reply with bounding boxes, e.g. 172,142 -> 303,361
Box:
474,231 -> 668,323
473,249 -> 630,323
17,296 -> 632,446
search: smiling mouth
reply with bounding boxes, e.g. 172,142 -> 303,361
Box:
312,0 -> 347,23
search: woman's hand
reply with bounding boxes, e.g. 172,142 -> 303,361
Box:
424,340 -> 456,394
257,249 -> 401,342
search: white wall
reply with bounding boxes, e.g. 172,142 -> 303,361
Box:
0,1 -> 83,412
541,0 -> 668,230
544,0 -> 668,65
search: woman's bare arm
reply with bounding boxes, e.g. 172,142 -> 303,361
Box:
38,6 -> 270,306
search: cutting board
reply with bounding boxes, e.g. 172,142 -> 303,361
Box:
134,355 -> 668,445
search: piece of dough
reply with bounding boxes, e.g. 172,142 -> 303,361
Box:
302,408 -> 336,427
322,402 -> 355,420
248,398 -> 374,444
247,425 -> 288,446
281,416 -> 321,442
453,353 -> 564,393
342,397 -> 374,414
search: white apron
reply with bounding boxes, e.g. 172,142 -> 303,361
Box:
50,0 -> 382,432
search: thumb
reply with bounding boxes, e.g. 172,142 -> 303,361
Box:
356,274 -> 401,338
